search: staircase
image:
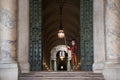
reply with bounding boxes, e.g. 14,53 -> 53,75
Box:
19,71 -> 105,80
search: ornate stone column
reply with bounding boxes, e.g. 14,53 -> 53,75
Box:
54,60 -> 57,71
67,50 -> 71,71
103,0 -> 120,80
0,0 -> 18,80
67,59 -> 71,71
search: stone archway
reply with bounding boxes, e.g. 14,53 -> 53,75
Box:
56,50 -> 68,71
50,45 -> 71,71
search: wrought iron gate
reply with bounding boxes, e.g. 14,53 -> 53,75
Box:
29,0 -> 42,71
80,0 -> 93,71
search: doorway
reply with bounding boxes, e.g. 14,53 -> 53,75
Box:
50,45 -> 72,71
29,0 -> 93,71
56,50 -> 68,71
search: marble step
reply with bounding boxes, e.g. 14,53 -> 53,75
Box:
19,77 -> 104,80
20,71 -> 103,77
19,71 -> 105,80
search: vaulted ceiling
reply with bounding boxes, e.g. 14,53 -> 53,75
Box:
42,0 -> 80,61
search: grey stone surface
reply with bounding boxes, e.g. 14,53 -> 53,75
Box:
93,0 -> 105,73
17,0 -> 30,73
0,0 -> 18,80
0,63 -> 18,80
103,0 -> 120,80
19,72 -> 104,80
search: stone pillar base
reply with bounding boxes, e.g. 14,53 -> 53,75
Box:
67,60 -> 71,71
19,62 -> 30,73
0,63 -> 18,80
103,63 -> 120,80
93,62 -> 104,73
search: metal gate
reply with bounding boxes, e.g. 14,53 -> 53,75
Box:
29,0 -> 42,71
80,0 -> 93,71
